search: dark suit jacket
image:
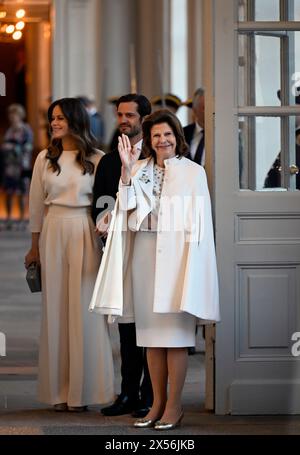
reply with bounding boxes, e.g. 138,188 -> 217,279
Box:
264,144 -> 300,190
92,144 -> 147,224
183,123 -> 196,148
183,122 -> 204,164
91,150 -> 122,224
108,128 -> 119,153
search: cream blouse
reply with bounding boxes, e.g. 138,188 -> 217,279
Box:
29,148 -> 103,232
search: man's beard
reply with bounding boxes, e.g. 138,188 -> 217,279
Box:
118,124 -> 141,138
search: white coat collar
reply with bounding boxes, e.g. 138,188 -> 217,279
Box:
163,155 -> 181,166
130,158 -> 153,206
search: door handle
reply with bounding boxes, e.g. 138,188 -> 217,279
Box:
289,164 -> 299,175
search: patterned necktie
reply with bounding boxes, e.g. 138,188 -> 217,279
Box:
194,130 -> 205,165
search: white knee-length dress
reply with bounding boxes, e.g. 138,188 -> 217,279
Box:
29,149 -> 114,406
131,164 -> 196,348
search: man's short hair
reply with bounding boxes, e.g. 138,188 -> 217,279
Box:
192,88 -> 205,109
116,94 -> 152,119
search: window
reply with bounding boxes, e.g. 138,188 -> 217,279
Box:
238,0 -> 300,190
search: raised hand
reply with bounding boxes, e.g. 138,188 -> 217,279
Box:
118,134 -> 140,184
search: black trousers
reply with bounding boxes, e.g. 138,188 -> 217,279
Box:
118,322 -> 153,405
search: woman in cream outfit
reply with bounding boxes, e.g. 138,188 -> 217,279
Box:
90,110 -> 219,428
25,98 -> 114,411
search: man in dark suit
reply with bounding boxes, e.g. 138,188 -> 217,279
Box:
92,93 -> 153,417
183,88 -> 205,166
264,91 -> 300,190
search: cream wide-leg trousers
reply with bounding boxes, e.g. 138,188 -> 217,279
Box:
38,205 -> 114,406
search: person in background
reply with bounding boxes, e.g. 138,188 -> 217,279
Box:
77,96 -> 105,148
92,93 -> 153,418
151,93 -> 182,115
90,109 -> 220,430
264,90 -> 300,189
25,97 -> 114,412
0,103 -> 33,229
183,88 -> 205,166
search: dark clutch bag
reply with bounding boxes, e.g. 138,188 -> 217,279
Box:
26,262 -> 42,293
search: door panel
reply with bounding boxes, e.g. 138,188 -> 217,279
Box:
214,0 -> 300,414
238,265 -> 297,352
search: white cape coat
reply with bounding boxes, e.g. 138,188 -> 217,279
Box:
89,156 -> 220,322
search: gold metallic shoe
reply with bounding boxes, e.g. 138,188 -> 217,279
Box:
134,418 -> 157,428
154,412 -> 184,431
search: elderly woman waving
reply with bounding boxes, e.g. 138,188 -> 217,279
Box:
90,109 -> 220,430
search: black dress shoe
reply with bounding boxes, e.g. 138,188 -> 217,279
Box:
131,406 -> 151,418
131,398 -> 152,418
101,395 -> 137,416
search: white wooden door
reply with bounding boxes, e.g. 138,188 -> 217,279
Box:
214,0 -> 300,414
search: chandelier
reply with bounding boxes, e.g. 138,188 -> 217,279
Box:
0,6 -> 26,41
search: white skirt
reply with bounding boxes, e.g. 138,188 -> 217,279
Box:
132,231 -> 196,347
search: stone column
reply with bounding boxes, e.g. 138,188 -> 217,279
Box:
99,0 -> 137,142
52,0 -> 101,100
26,21 -> 51,150
136,0 -> 171,99
187,0 -> 204,98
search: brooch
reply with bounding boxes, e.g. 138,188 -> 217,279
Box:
139,171 -> 150,184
